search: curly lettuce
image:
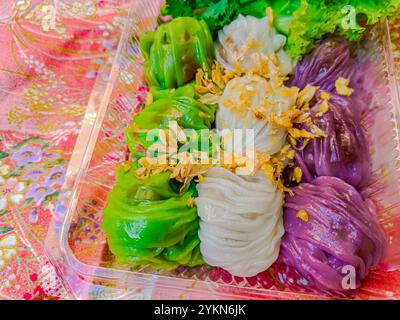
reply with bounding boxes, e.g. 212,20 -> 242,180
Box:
163,0 -> 400,60
162,0 -> 272,36
283,0 -> 400,59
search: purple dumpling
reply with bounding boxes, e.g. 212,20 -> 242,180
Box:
296,93 -> 371,190
290,38 -> 357,91
280,177 -> 387,295
290,37 -> 369,118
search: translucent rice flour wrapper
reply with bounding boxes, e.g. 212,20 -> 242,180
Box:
215,15 -> 295,76
280,176 -> 387,295
216,74 -> 298,155
196,167 -> 285,277
296,93 -> 371,190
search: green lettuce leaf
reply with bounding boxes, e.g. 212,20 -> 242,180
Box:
282,0 -> 400,59
163,0 -> 400,60
163,0 -> 272,36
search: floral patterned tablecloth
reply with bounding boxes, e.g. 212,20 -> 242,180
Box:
0,0 -> 129,300
0,1 -> 400,300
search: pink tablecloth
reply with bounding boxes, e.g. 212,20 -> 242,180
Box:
0,0 -> 127,300
0,1 -> 400,300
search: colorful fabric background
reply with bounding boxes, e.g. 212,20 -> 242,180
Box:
0,0 -> 129,300
0,1 -> 399,300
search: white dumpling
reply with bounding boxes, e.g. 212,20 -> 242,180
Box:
216,15 -> 295,76
196,167 -> 285,277
217,74 -> 298,154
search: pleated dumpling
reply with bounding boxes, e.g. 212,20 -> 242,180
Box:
216,15 -> 294,76
217,74 -> 298,154
196,167 -> 285,277
280,177 -> 386,294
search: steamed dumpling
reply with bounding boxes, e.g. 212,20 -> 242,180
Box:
296,93 -> 371,189
280,177 -> 387,294
217,74 -> 298,154
216,15 -> 294,76
196,167 -> 285,277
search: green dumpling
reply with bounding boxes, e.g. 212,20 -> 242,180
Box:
102,164 -> 204,270
125,96 -> 216,159
140,17 -> 215,89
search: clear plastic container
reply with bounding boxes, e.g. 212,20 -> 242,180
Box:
47,0 -> 400,299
